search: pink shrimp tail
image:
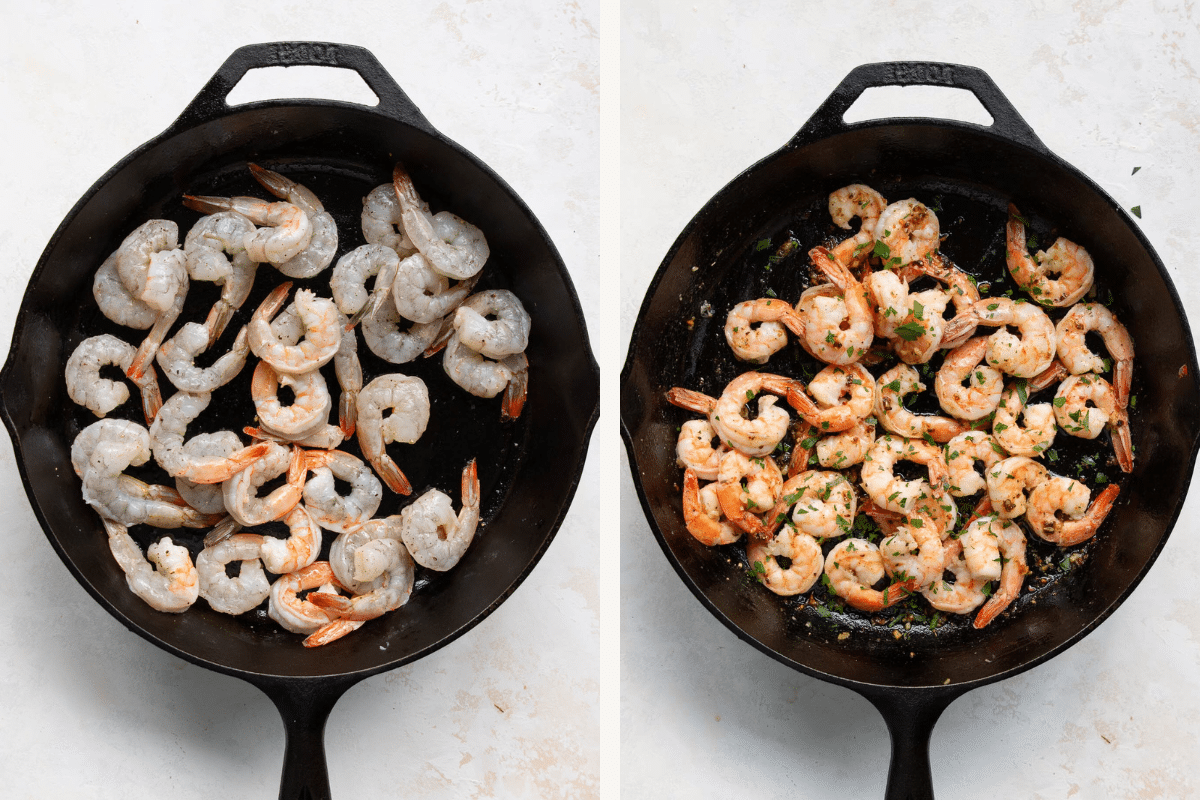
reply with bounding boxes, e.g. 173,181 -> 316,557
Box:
372,454 -> 413,496
303,619 -> 365,648
461,458 -> 479,508
501,364 -> 528,421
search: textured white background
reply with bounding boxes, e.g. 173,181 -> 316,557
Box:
0,2 -> 609,799
622,2 -> 1200,799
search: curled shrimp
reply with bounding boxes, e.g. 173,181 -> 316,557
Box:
356,374 -> 430,495
715,450 -> 784,539
174,431 -> 244,514
874,199 -> 940,266
449,290 -> 531,359
248,163 -> 338,279
724,298 -> 805,364
681,468 -> 740,546
824,538 -> 912,612
1026,479 -> 1120,546
250,503 -> 323,575
248,282 -> 341,374
814,418 -> 876,470
251,360 -> 332,438
103,519 -> 199,613
786,363 -> 875,433
183,211 -> 260,342
149,391 -> 269,483
362,294 -> 442,364
801,247 -> 874,364
890,288 -> 951,365
876,364 -> 967,442
934,336 -> 1004,421
861,434 -> 951,516
1006,204 -> 1094,306
770,470 -> 856,541
393,253 -> 479,326
920,538 -> 987,614
157,322 -> 249,393
303,449 -> 383,534
676,419 -> 726,481
966,515 -> 1028,629
398,459 -> 480,571
442,332 -> 528,420
361,182 -> 422,256
65,334 -> 163,423
393,163 -> 489,280
986,456 -> 1048,518
880,516 -> 945,588
942,298 -> 1056,378
1055,302 -> 1134,408
329,515 -> 407,593
330,243 -> 401,323
708,372 -> 799,456
222,441 -> 307,526
828,184 -> 887,267
993,380 -> 1056,458
309,541 -> 415,621
944,431 -> 1003,497
183,194 -> 312,267
93,249 -> 156,329
1053,374 -> 1133,473
196,534 -> 271,615
115,220 -> 188,314
268,561 -> 344,634
747,526 -> 823,595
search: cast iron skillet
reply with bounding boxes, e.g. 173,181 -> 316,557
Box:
1,42 -> 598,800
621,62 -> 1200,799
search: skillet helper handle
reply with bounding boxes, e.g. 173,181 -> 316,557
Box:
259,676 -> 360,800
858,685 -> 967,800
791,61 -> 1047,154
171,41 -> 438,135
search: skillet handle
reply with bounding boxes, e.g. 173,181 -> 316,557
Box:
258,675 -> 361,800
856,684 -> 968,800
170,41 -> 438,136
791,61 -> 1047,154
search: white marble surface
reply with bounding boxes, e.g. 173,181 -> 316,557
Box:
0,3 -> 605,798
622,2 -> 1200,798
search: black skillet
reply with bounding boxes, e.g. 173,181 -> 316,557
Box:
621,62 -> 1200,799
0,42 -> 599,800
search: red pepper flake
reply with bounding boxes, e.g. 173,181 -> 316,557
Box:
1180,364 -> 1189,378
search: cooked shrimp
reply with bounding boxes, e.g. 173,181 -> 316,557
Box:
303,449 -> 383,533
330,243 -> 401,323
393,163 -> 489,280
880,517 -> 945,588
992,380 -> 1056,458
362,183 -> 421,255
356,373 -> 430,495
174,431 -> 244,514
710,372 -> 799,456
724,298 -> 805,364
1054,374 -> 1133,473
1006,204 -> 1094,306
1027,479 -> 1120,546
986,456 -> 1048,518
183,194 -> 312,267
935,336 -> 1004,421
828,184 -> 887,267
251,360 -> 332,438
824,538 -> 912,611
362,295 -> 442,363
771,470 -> 856,541
786,363 -> 874,433
248,283 -> 341,374
676,419 -> 726,481
942,298 -> 1056,378
267,561 -> 342,634
196,534 -> 271,615
682,468 -> 740,545
863,269 -> 911,339
115,219 -> 188,314
801,247 -> 874,364
876,364 -> 968,442
248,163 -> 338,279
873,199 -> 940,266
715,450 -> 784,539
250,503 -> 323,574
183,211 -> 259,342
93,250 -> 156,329
222,441 -> 307,526
920,538 -> 987,614
891,289 -> 951,365
910,252 -> 981,319
1055,303 -> 1134,408
329,515 -> 406,592
860,434 -> 951,515
149,391 -> 269,483
814,418 -> 876,470
944,431 -> 1003,497
393,253 -> 479,325
156,322 -> 249,393
309,541 -> 415,621
102,519 -> 199,613
747,526 -> 823,595
65,334 -> 163,423
398,459 -> 480,571
451,289 -> 531,359
967,515 -> 1028,628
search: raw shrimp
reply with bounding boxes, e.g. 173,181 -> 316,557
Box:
1006,204 -> 1094,306
682,468 -> 740,546
676,419 -> 726,481
747,526 -> 823,595
250,503 -> 323,574
1026,478 -> 1120,546
1055,303 -> 1134,408
393,163 -> 489,280
860,434 -> 951,516
334,316 -> 362,437
195,534 -> 271,615
934,336 -> 1004,421
330,243 -> 401,322
986,456 -> 1048,519
393,252 -> 479,325
103,519 -> 199,613
944,431 -> 1003,497
993,380 -> 1056,458
451,290 -> 531,359
329,515 -> 407,593
442,333 -> 528,420
801,247 -> 874,364
356,373 -> 430,495
309,542 -> 415,621
174,432 -> 244,514
715,450 -> 784,539
251,360 -> 332,438
1053,374 -> 1133,473
880,517 -> 945,588
268,561 -> 342,634
156,322 -> 249,393
942,298 -> 1056,378
93,250 -> 156,329
724,298 -> 805,364
115,219 -> 188,314
786,363 -> 874,433
183,211 -> 259,342
399,459 -> 480,571
361,182 -> 421,256
222,441 -> 307,526
248,283 -> 341,374
362,295 -> 442,364
710,372 -> 799,456
967,515 -> 1029,628
920,538 -> 987,614
770,470 -> 856,540
824,539 -> 912,612
828,184 -> 887,267
183,194 -> 312,266
873,199 -> 940,266
65,334 -> 163,423
248,163 -> 338,278
303,449 -> 383,533
149,391 -> 269,483
876,364 -> 967,442
126,284 -> 187,383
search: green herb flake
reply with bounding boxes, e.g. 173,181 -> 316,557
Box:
912,300 -> 925,320
1131,205 -> 1142,218
1132,166 -> 1141,175
755,238 -> 772,252
873,240 -> 892,260
1053,397 -> 1066,408
894,321 -> 926,342
765,287 -> 778,298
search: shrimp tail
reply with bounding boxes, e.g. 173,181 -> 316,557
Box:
1029,359 -> 1070,393
500,361 -> 528,421
204,300 -> 235,346
461,458 -> 479,509
786,386 -> 821,426
203,515 -> 242,548
1112,412 -> 1134,474
181,195 -> 234,216
339,391 -> 357,438
788,421 -> 818,477
809,246 -> 854,291
423,317 -> 455,358
392,162 -> 421,208
133,367 -> 164,425
665,387 -> 716,415
303,619 -> 366,648
247,163 -> 295,199
254,280 -> 294,323
371,454 -> 413,496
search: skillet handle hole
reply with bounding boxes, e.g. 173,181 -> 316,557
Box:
225,65 -> 380,108
842,85 -> 994,127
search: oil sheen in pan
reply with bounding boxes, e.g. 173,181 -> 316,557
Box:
668,181 -> 1139,651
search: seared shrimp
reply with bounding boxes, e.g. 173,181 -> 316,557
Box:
149,391 -> 269,483
183,194 -> 312,267
248,164 -> 338,279
920,538 -> 987,614
986,456 -> 1048,519
874,199 -> 940,266
880,517 -> 945,588
303,449 -> 383,533
251,503 -> 323,575
993,380 -> 1056,458
724,298 -> 805,364
356,374 -> 430,495
944,431 -> 1003,497
747,526 -> 823,595
196,534 -> 271,615
268,560 -> 342,634
802,247 -> 874,364
942,298 -> 1056,378
682,468 -> 740,545
814,418 -> 876,470
824,539 -> 912,611
157,322 -> 249,393
786,363 -> 875,433
1026,478 -> 1120,546
876,364 -> 967,442
828,184 -> 887,267
115,219 -> 188,314
93,250 -> 156,329
771,470 -> 856,541
103,519 -> 199,613
715,450 -> 784,539
1006,204 -> 1094,306
65,334 -> 163,423
1055,303 -> 1134,408
399,459 -> 480,571
393,163 -> 488,279
222,441 -> 307,526
248,283 -> 341,374
676,419 -> 726,481
183,211 -> 259,342
860,434 -> 951,516
891,289 -> 951,365
710,372 -> 799,456
251,360 -> 332,438
934,336 -> 1004,421
1053,374 -> 1133,473
967,515 -> 1028,629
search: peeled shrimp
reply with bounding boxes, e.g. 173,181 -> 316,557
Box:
248,283 -> 341,374
393,163 -> 489,280
828,184 -> 887,267
676,419 -> 726,481
681,468 -> 740,546
920,538 -> 987,614
183,194 -> 312,267
329,515 -> 408,593
986,456 -> 1048,519
268,561 -> 343,634
1055,302 -> 1134,408
824,538 -> 912,612
330,243 -> 401,322
399,459 -> 480,571
747,526 -> 823,595
891,289 -> 951,365
361,182 -> 422,256
873,199 -> 940,266
814,418 -> 875,470
801,247 -> 874,364
860,434 -> 951,516
183,211 -> 259,342
880,517 -> 945,588
967,515 -> 1028,628
942,298 -> 1056,378
65,334 -> 163,423
944,431 -> 1003,497
103,519 -> 199,613
356,373 -> 430,495
222,441 -> 307,526
448,289 -> 531,359
934,336 -> 1004,421
250,503 -> 323,575
876,364 -> 967,442
771,470 -> 856,541
115,219 -> 188,314
1026,478 -> 1120,546
251,360 -> 332,438
708,372 -> 798,456
173,431 -> 244,514
196,534 -> 271,615
724,298 -> 805,364
442,332 -> 528,420
786,363 -> 875,433
1006,204 -> 1094,306
309,542 -> 415,621
93,250 -> 156,329
149,391 -> 268,483
362,294 -> 442,364
156,322 -> 249,393
1053,374 -> 1133,473
393,253 -> 479,325
303,449 -> 383,533
715,450 -> 784,539
248,163 -> 338,279
993,380 -> 1056,458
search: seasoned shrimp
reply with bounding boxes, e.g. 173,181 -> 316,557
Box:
993,380 -> 1056,458
126,285 -> 187,383
329,515 -> 407,593
93,250 -> 156,329
393,253 -> 479,325
451,290 -> 531,359
356,373 -> 430,495
682,468 -> 740,546
771,470 -> 856,540
944,431 -> 1003,497
676,419 -> 726,481
920,538 -> 987,614
1055,303 -> 1134,408
880,517 -> 945,588
268,561 -> 342,634
942,298 -> 1056,378
103,519 -> 199,613
747,526 -> 823,595
442,333 -> 528,420
824,538 -> 912,611
861,434 -> 951,516
724,298 -> 805,364
222,441 -> 307,526
967,515 -> 1028,628
986,456 -> 1048,519
250,503 -> 323,574
303,449 -> 383,533
251,360 -> 332,438
65,334 -> 163,423
1006,204 -> 1094,306
330,244 -> 401,323
196,534 -> 271,615
828,184 -> 887,267
786,363 -> 875,433
183,211 -> 259,342
149,391 -> 269,483
399,459 -> 480,571
815,418 -> 876,470
183,194 -> 312,266
709,372 -> 798,456
1027,479 -> 1120,546
1054,374 -> 1133,473
362,183 -> 420,255
801,247 -> 874,364
157,322 -> 249,393
174,431 -> 244,514
248,283 -> 341,374
334,316 -> 362,437
891,289 -> 951,365
393,163 -> 489,280
873,199 -> 940,266
863,269 -> 911,339
248,164 -> 338,279
115,219 -> 188,314
309,542 -> 415,621
876,364 -> 967,442
935,336 -> 1004,421
362,295 -> 442,364
715,450 -> 784,539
